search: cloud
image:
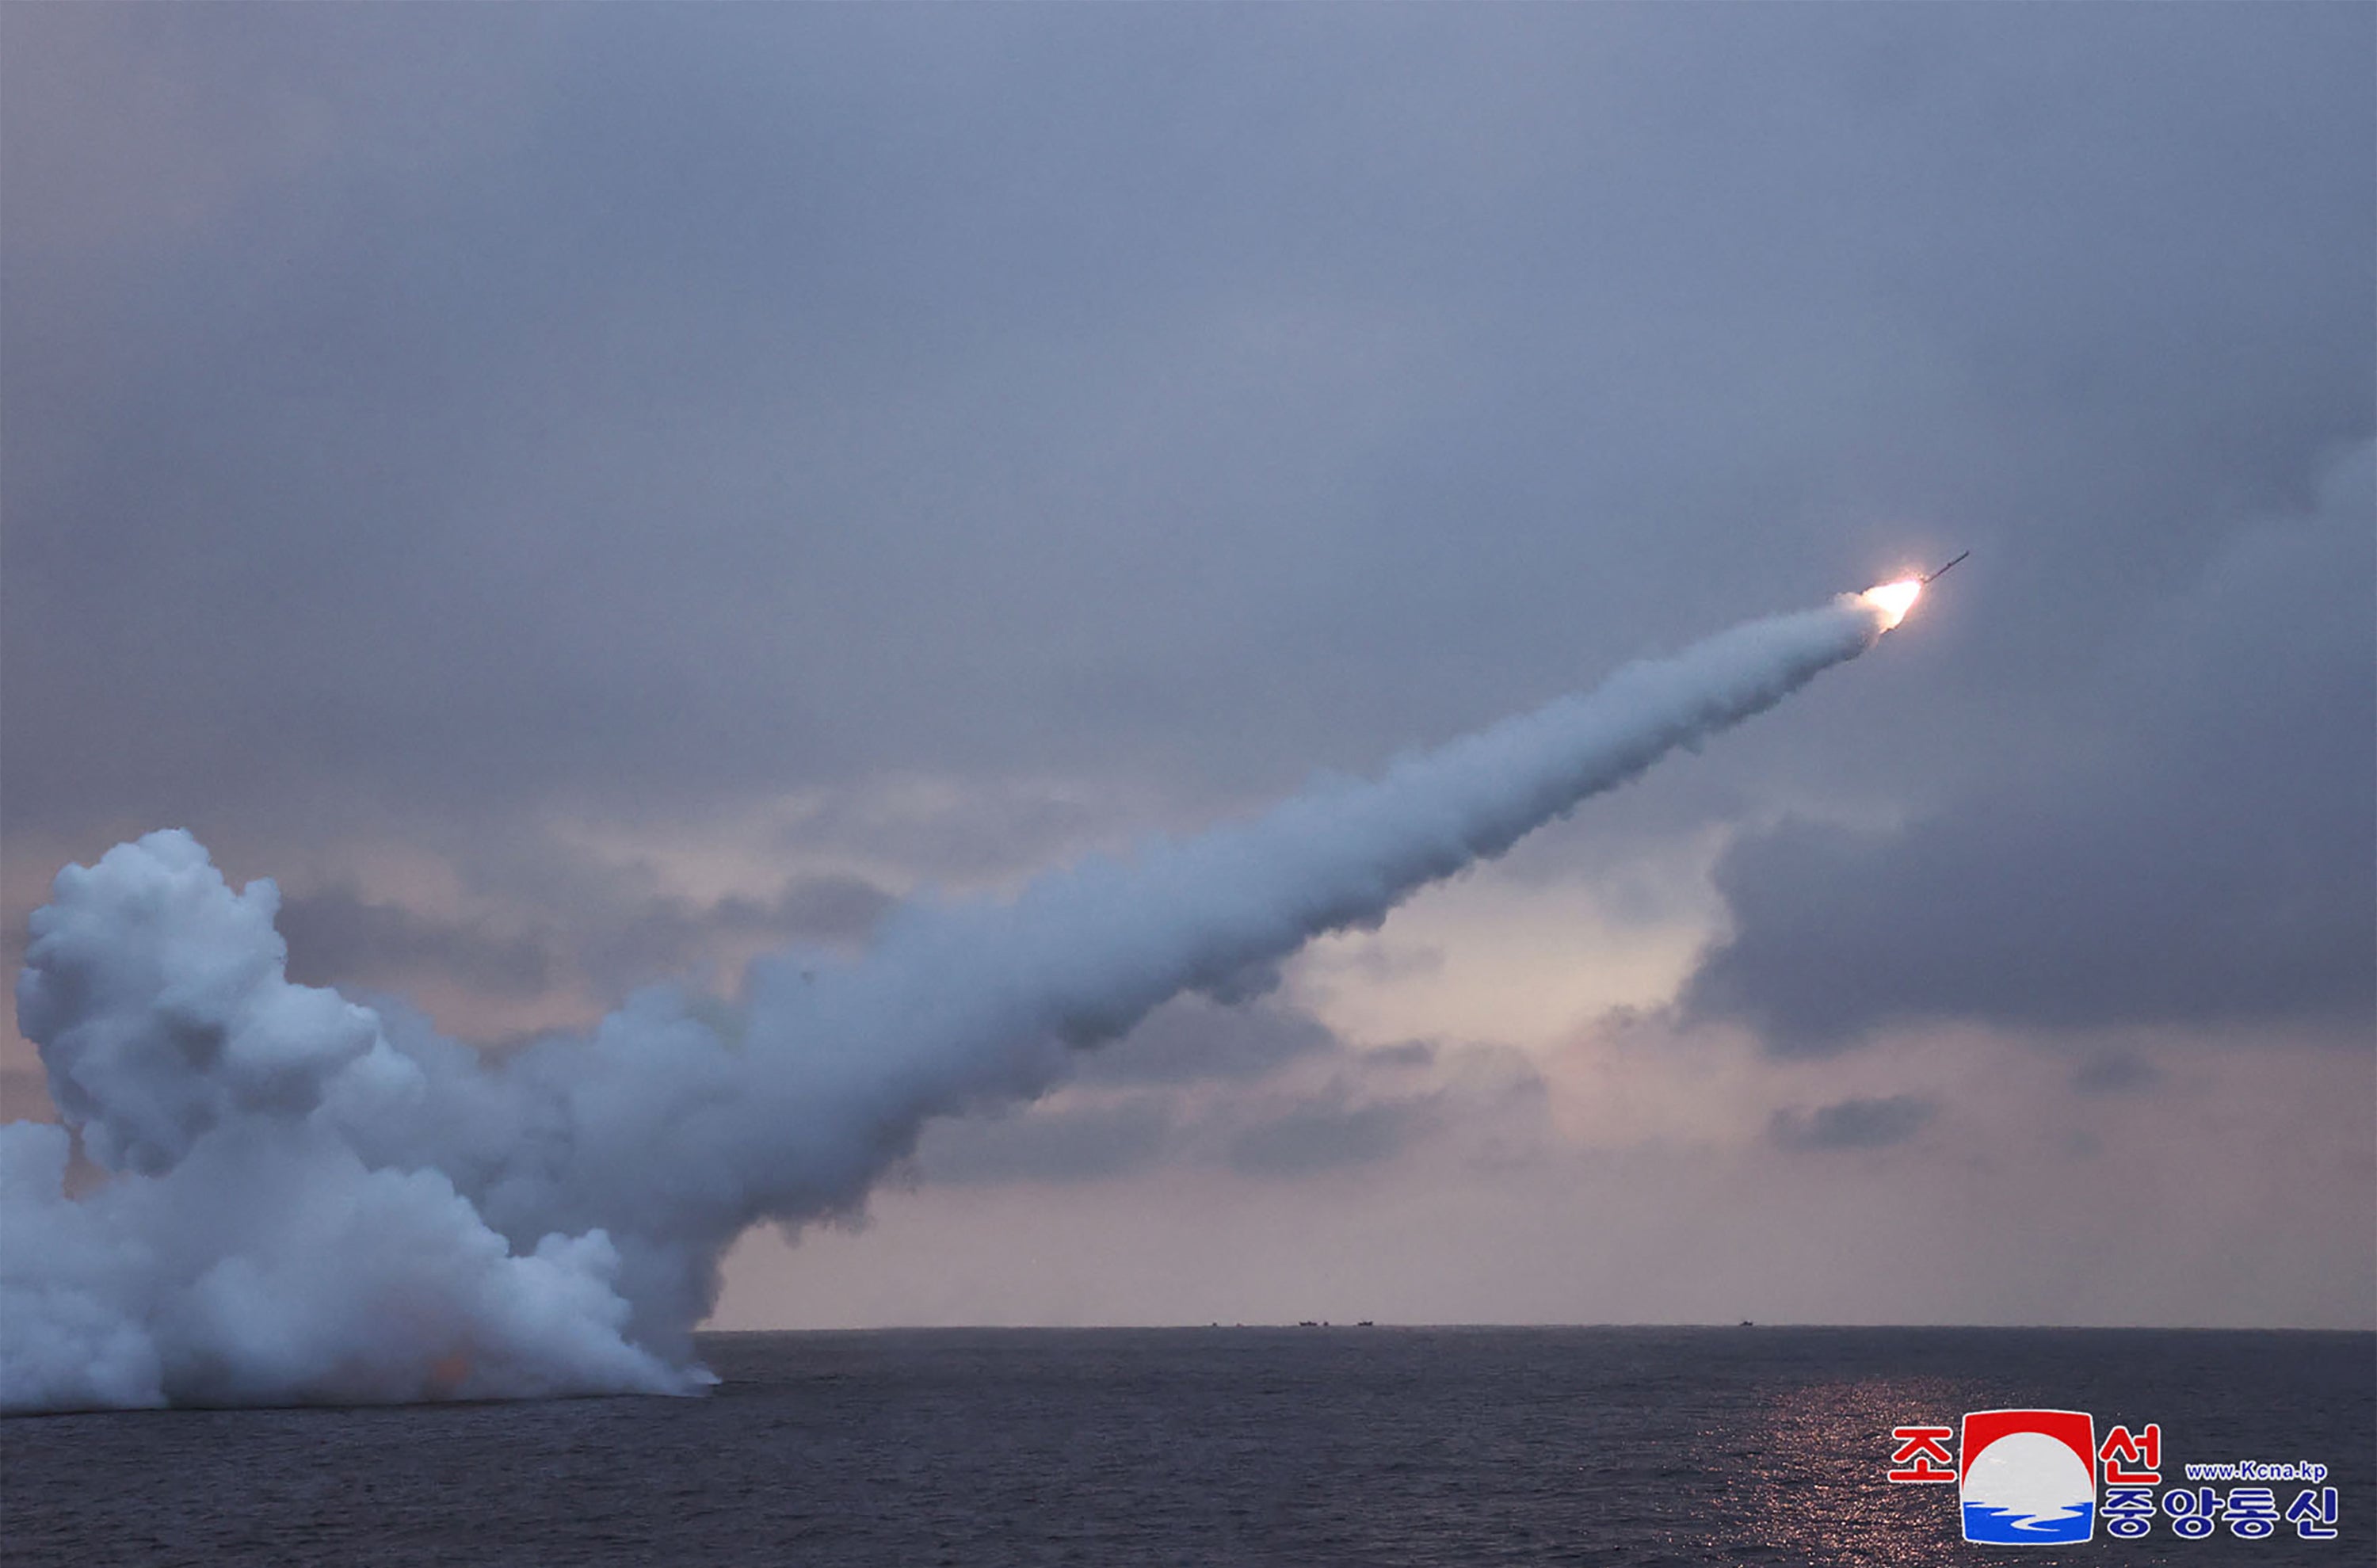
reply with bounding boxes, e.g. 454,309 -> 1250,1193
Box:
278,887 -> 553,998
2,4 -> 2370,1337
1074,994 -> 1335,1086
444,833 -> 900,1000
1685,445 -> 2376,1053
1769,1094 -> 1936,1152
1227,1092 -> 1437,1178
4,6 -> 2369,850
582,872 -> 895,981
912,1096 -> 1177,1188
2070,1050 -> 2161,1097
712,876 -> 895,942
274,866 -> 895,1010
902,992 -> 1491,1188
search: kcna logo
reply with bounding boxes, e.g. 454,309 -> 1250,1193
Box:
1892,1409 -> 2100,1544
1955,1410 -> 2099,1544
1888,1409 -> 2341,1546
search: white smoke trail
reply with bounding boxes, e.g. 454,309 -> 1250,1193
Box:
3,594 -> 1893,1412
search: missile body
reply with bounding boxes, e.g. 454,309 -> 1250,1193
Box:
1921,550 -> 1969,584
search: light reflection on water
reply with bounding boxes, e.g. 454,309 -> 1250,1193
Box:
4,1327 -> 2366,1566
1729,1374 -> 1978,1566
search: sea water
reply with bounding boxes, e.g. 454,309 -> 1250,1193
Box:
4,1327 -> 2366,1566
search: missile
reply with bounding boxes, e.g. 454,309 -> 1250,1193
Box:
1920,550 -> 1969,584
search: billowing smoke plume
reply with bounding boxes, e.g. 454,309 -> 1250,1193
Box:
3,596 -> 1893,1412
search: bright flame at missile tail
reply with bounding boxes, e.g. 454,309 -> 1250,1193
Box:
1862,578 -> 1922,630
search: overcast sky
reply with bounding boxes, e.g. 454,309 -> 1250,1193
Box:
5,2 -> 2370,1329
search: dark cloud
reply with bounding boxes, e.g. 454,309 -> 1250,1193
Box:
716,876 -> 895,941
1074,995 -> 1334,1087
445,837 -> 899,998
2071,1051 -> 2161,1097
754,783 -> 1135,886
275,859 -> 894,1005
906,995 -> 1471,1185
1227,1093 -> 1437,1178
586,872 -> 895,982
3,4 -> 2368,857
1685,448 -> 2375,1053
1367,1041 -> 1437,1070
2,3 -> 2368,1272
913,1096 -> 1176,1188
912,1081 -> 1443,1188
0,4 -> 2366,1337
278,887 -> 553,998
1769,1094 -> 1936,1152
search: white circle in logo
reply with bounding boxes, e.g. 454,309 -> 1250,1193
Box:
1963,1431 -> 2093,1527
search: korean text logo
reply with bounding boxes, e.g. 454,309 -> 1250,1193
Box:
1888,1410 -> 2338,1545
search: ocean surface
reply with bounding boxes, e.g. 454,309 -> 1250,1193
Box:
5,1327 -> 2367,1566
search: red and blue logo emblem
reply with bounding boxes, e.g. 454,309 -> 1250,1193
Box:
1960,1410 -> 2097,1544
